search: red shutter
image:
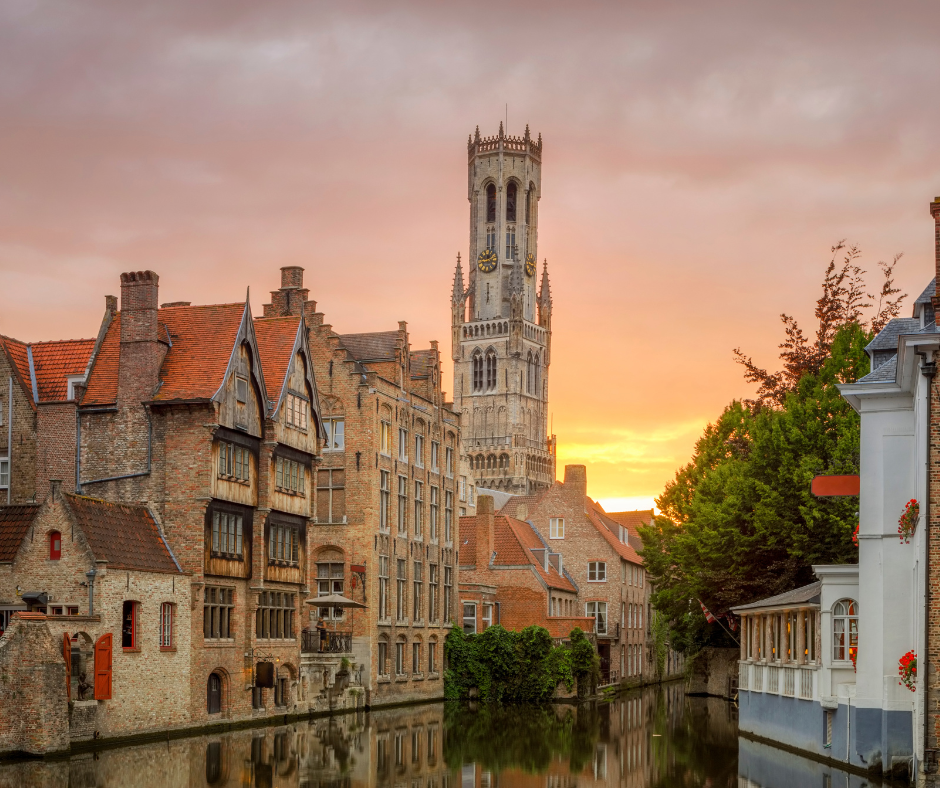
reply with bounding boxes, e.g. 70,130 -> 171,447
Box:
63,633 -> 71,700
94,633 -> 112,700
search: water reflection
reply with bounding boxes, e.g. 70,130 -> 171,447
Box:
0,683 -> 886,787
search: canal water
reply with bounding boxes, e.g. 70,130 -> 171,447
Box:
0,684 -> 886,787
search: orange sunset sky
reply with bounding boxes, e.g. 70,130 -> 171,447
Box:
3,1 -> 940,510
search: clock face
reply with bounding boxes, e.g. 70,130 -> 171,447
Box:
525,252 -> 536,277
478,248 -> 498,273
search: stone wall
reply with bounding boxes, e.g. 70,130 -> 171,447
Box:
687,646 -> 740,698
0,613 -> 69,755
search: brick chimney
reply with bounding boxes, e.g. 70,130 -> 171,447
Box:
932,197 -> 940,316
263,266 -> 312,318
476,495 -> 495,567
117,271 -> 166,406
563,465 -> 587,500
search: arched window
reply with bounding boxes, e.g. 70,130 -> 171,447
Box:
832,599 -> 859,662
505,223 -> 516,260
49,531 -> 61,561
526,185 -> 534,224
506,181 -> 517,222
485,351 -> 497,391
534,353 -> 540,395
486,225 -> 496,252
486,183 -> 496,223
472,352 -> 483,393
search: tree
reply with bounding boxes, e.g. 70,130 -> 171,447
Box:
642,248 -> 903,651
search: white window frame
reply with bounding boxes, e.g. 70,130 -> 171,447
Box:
481,604 -> 493,631
587,601 -> 608,635
380,421 -> 391,455
588,562 -> 607,582
445,446 -> 454,477
462,602 -> 477,634
323,416 -> 344,450
431,441 -> 440,472
0,458 -> 8,490
415,434 -> 424,467
398,428 -> 408,462
549,518 -> 564,539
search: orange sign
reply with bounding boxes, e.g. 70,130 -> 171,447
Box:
811,475 -> 860,497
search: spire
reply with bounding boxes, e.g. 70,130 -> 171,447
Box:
524,124 -> 530,142
475,125 -> 481,143
538,259 -> 552,309
509,258 -> 524,298
498,121 -> 504,138
452,253 -> 464,305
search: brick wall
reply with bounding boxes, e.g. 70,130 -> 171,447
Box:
0,351 -> 38,504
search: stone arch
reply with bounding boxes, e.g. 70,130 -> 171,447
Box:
206,667 -> 230,716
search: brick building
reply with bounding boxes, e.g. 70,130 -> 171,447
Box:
457,494 -> 593,639
259,266 -> 467,705
452,124 -> 557,495
497,465 -> 653,685
0,482 -> 190,739
0,333 -> 98,503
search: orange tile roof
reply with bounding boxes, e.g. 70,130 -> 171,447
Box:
30,339 -> 95,402
254,317 -> 301,411
65,494 -> 180,573
83,303 -> 245,406
0,335 -> 32,405
588,507 -> 644,564
0,504 -> 39,561
497,493 -> 544,518
605,509 -> 654,539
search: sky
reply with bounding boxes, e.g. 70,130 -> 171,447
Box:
3,0 -> 940,509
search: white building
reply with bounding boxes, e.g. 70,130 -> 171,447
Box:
734,277 -> 937,781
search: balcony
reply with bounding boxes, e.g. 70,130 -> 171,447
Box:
301,628 -> 353,655
739,660 -> 817,701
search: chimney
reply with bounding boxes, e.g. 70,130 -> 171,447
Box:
563,465 -> 587,499
105,295 -> 118,316
476,495 -> 495,567
120,271 -> 159,344
263,267 -> 309,318
932,197 -> 940,310
117,270 -> 166,406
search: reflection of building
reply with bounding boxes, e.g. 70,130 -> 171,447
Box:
451,124 -> 556,496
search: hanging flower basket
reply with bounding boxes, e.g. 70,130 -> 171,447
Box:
899,650 -> 917,692
852,523 -> 859,547
898,500 -> 919,544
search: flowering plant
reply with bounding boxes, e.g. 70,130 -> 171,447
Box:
899,650 -> 917,692
852,523 -> 859,547
898,500 -> 919,544
850,648 -> 857,673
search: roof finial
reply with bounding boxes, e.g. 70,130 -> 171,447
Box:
524,123 -> 530,142
475,125 -> 481,143
498,120 -> 504,138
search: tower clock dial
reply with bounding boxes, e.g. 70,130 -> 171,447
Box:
525,252 -> 536,277
477,248 -> 498,273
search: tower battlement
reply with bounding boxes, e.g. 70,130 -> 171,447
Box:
468,123 -> 543,161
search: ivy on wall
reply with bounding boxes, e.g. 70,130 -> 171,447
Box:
444,625 -> 599,702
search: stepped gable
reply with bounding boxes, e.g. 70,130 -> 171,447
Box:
65,494 -> 179,574
0,504 -> 40,561
410,349 -> 436,379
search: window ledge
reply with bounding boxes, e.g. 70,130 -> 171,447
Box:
378,619 -> 392,627
428,671 -> 440,680
395,675 -> 409,683
204,640 -> 237,647
160,646 -> 177,653
412,673 -> 425,681
377,675 -> 391,684
122,647 -> 141,654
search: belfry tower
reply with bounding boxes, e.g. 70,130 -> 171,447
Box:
451,123 -> 556,494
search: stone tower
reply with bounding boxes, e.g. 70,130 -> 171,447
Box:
451,123 -> 556,494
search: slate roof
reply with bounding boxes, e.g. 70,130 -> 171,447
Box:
30,339 -> 95,401
864,317 -> 920,353
337,331 -> 400,362
0,505 -> 39,561
731,581 -> 821,613
65,494 -> 180,573
410,349 -> 436,378
83,304 -> 245,406
254,317 -> 301,412
856,354 -> 897,384
915,278 -> 936,305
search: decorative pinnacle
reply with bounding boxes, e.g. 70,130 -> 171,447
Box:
498,121 -> 504,138
524,124 -> 530,142
474,125 -> 481,143
452,253 -> 465,304
539,259 -> 552,307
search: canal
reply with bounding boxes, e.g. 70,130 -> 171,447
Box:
0,684 -> 887,787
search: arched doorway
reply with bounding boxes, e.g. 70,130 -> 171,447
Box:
207,672 -> 222,714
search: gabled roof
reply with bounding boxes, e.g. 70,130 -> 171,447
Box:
604,509 -> 654,536
915,278 -> 936,306
587,506 -> 644,564
30,339 -> 95,402
731,581 -> 821,613
254,316 -> 301,411
856,354 -> 898,384
497,493 -> 543,518
0,335 -> 32,405
65,494 -> 180,574
82,303 -> 248,406
337,331 -> 400,362
0,505 -> 40,561
410,349 -> 436,378
864,317 -> 920,354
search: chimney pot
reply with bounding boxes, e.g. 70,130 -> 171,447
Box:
280,266 -> 304,289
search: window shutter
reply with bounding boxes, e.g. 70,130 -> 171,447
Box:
63,633 -> 72,700
94,633 -> 112,700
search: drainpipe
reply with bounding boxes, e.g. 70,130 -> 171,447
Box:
85,567 -> 97,616
6,376 -> 11,505
922,352 -> 937,777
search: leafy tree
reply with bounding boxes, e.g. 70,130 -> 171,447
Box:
642,248 -> 903,651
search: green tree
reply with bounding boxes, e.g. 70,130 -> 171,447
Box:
642,249 -> 901,651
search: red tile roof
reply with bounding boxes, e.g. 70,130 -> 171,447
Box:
82,304 -> 245,406
30,339 -> 95,402
497,493 -> 544,519
0,335 -> 32,405
588,507 -> 644,564
0,505 -> 39,561
254,317 -> 301,411
65,494 -> 180,573
605,509 -> 654,540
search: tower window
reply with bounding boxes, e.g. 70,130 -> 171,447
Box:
472,353 -> 483,393
485,352 -> 497,391
505,225 -> 516,260
506,182 -> 517,222
486,183 -> 496,223
527,352 -> 534,394
486,225 -> 496,252
526,186 -> 533,224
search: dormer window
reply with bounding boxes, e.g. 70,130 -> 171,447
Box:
236,376 -> 248,404
66,375 -> 85,401
285,393 -> 308,431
